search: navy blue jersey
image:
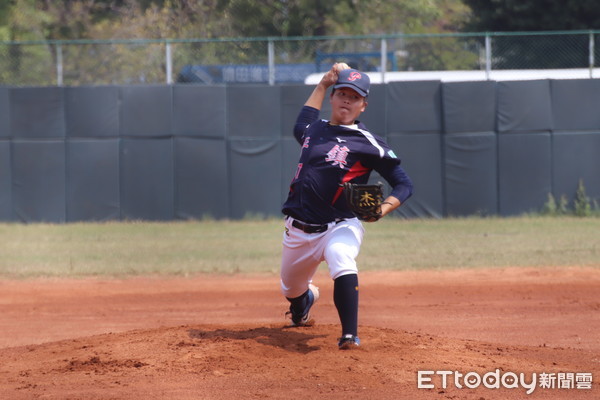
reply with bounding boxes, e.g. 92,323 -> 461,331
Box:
282,106 -> 413,224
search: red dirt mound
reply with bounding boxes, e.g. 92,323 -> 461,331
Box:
0,267 -> 599,399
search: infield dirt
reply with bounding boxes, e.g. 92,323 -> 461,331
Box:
1,267 -> 598,399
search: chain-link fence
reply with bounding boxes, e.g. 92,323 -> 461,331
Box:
1,30 -> 599,86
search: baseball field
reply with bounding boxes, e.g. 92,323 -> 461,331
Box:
0,217 -> 599,399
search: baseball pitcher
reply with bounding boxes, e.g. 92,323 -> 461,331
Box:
280,63 -> 413,349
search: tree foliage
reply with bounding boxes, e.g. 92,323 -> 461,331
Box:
460,0 -> 599,70
0,0 -> 475,84
462,0 -> 600,32
0,0 -> 469,41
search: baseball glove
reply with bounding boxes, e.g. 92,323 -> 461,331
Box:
343,182 -> 384,222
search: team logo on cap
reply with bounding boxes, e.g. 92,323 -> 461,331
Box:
348,71 -> 361,81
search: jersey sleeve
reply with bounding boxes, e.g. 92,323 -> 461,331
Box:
377,163 -> 413,204
293,106 -> 320,144
368,139 -> 414,204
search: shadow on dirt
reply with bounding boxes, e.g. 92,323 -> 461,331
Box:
187,325 -> 328,354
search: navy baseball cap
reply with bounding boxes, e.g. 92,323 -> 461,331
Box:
334,69 -> 370,97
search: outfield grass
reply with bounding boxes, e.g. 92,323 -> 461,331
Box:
0,217 -> 598,278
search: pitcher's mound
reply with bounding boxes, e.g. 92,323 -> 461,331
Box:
2,323 -> 595,399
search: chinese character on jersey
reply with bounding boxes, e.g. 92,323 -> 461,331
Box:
325,145 -> 349,168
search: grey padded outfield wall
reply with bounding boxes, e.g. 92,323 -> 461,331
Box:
65,86 -> 120,138
552,132 -> 600,204
66,139 -> 120,222
550,79 -> 600,203
120,138 -> 174,221
0,88 -> 11,221
64,87 -> 121,222
550,79 -> 600,131
386,81 -> 444,217
444,133 -> 498,216
442,81 -> 498,216
495,80 -> 554,216
0,79 -> 599,222
175,137 -> 229,220
442,81 -> 497,134
172,86 -> 229,219
12,140 -> 66,223
10,87 -> 65,139
229,138 -> 283,219
498,133 -> 552,216
0,88 -> 9,138
0,141 -> 11,221
387,133 -> 443,218
172,85 -> 227,138
121,86 -> 173,138
497,80 -> 553,133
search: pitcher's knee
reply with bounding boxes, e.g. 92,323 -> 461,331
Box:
325,243 -> 358,278
325,241 -> 357,261
280,279 -> 310,299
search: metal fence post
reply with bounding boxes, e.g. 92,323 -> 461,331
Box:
485,33 -> 492,80
166,41 -> 173,84
56,43 -> 63,86
589,31 -> 595,79
380,37 -> 387,83
268,39 -> 275,86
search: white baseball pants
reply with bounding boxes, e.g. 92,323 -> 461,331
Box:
280,217 -> 365,299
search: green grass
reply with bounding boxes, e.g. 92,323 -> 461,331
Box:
0,217 -> 598,278
359,217 -> 600,271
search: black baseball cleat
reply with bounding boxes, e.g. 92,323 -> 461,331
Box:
338,334 -> 360,350
286,284 -> 319,327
